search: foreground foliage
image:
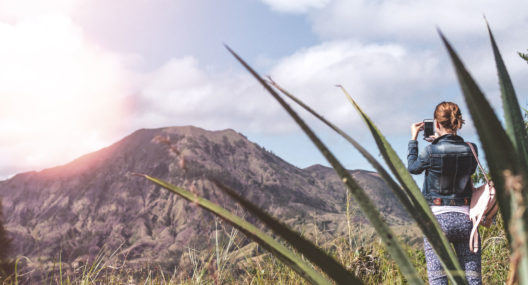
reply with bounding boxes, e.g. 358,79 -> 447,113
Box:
2,218 -> 509,284
0,198 -> 14,280
4,21 -> 521,285
132,23 -> 527,284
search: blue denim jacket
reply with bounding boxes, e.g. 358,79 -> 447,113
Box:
407,134 -> 478,205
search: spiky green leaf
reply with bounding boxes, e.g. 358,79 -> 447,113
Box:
338,86 -> 467,285
139,174 -> 335,285
267,80 -> 415,213
487,22 -> 528,169
486,24 -> 528,285
226,45 -> 423,285
440,29 -> 528,284
519,51 -> 528,63
213,180 -> 361,284
271,80 -> 465,283
439,29 -> 519,238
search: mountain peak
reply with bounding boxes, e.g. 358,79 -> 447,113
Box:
0,125 -> 407,275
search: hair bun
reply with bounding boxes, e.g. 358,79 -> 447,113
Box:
434,101 -> 465,132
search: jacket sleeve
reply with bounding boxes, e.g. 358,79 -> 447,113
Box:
407,140 -> 431,174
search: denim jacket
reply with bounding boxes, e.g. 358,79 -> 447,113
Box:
407,134 -> 478,205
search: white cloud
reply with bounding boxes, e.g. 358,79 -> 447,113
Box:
132,56 -> 293,134
133,35 -> 527,147
311,0 -> 528,42
256,0 -> 528,136
2,0 -> 527,178
267,40 -> 448,134
0,0 -> 81,21
260,0 -> 330,13
131,39 -> 472,140
304,0 -> 528,120
0,7 -> 131,178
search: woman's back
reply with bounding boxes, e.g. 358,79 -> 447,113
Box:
427,135 -> 477,195
407,101 -> 482,285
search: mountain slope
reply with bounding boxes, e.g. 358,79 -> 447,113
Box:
0,126 -> 409,270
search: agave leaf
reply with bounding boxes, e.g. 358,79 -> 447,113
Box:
138,174 -> 335,285
519,51 -> 528,63
439,30 -> 520,238
521,107 -> 528,132
338,86 -> 467,284
212,180 -> 361,284
486,22 -> 528,169
440,30 -> 528,283
486,24 -> 528,285
267,79 -> 416,213
225,45 -> 423,285
270,78 -> 465,284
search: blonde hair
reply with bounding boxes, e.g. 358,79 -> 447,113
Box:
434,101 -> 464,132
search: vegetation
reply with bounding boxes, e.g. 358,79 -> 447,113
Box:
519,50 -> 528,63
524,107 -> 528,131
134,22 -> 527,284
1,219 -> 509,284
4,24 -> 525,285
0,198 -> 14,281
134,23 -> 525,285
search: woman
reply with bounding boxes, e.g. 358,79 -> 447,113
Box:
407,101 -> 481,285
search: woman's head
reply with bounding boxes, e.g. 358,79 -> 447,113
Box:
434,101 -> 464,133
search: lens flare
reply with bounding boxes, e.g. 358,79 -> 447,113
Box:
0,14 -> 129,177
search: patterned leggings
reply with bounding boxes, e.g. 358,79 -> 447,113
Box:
424,212 -> 482,285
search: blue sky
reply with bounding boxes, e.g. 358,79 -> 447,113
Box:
0,0 -> 527,182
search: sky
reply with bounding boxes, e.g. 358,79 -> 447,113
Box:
0,0 -> 527,182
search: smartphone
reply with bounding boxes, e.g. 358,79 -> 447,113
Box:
423,119 -> 434,139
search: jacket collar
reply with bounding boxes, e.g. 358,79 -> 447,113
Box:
431,134 -> 464,144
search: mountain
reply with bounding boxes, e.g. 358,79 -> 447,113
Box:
0,126 -> 410,273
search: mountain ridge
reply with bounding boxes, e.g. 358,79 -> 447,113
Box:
0,125 -> 410,272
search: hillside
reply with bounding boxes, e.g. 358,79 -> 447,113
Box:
0,126 -> 410,272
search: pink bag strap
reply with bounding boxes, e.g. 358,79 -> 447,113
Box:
466,142 -> 490,253
466,142 -> 490,185
469,213 -> 483,253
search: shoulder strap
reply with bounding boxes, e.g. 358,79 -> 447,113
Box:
469,217 -> 481,253
466,142 -> 490,185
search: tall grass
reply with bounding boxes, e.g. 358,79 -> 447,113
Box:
0,198 -> 14,280
7,220 -> 511,284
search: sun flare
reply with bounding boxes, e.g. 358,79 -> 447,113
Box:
0,14 -> 129,176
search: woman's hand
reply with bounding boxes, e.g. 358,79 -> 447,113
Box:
411,122 -> 424,141
425,132 -> 439,142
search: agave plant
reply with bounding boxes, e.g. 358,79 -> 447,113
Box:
523,107 -> 528,131
519,50 -> 528,63
439,23 -> 528,284
136,174 -> 360,284
139,23 -> 526,284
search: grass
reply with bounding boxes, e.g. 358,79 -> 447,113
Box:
3,216 -> 509,284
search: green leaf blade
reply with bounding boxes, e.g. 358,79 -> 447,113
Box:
439,30 -> 518,237
440,29 -> 528,284
339,86 -> 467,285
140,174 -> 335,285
487,22 -> 528,169
213,180 -> 362,284
226,45 -> 423,285
269,80 -> 417,215
486,24 -> 528,285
